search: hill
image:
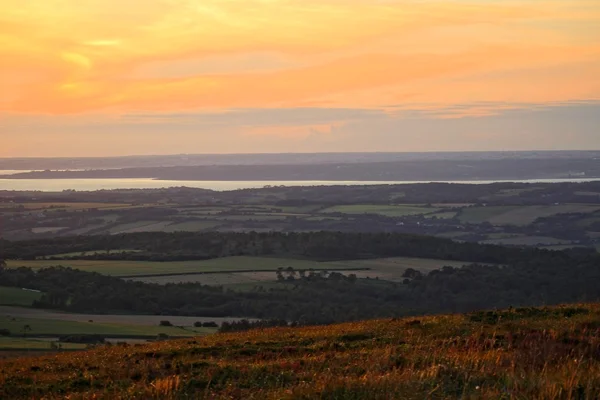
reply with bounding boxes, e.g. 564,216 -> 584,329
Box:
2,304 -> 600,399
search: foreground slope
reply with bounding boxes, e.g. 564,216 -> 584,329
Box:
2,304 -> 600,399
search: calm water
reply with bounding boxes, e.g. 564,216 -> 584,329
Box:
0,178 -> 599,192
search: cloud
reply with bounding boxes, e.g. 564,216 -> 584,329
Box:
0,0 -> 599,155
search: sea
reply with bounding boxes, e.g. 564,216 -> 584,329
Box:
0,172 -> 599,192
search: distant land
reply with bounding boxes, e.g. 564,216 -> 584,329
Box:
1,151 -> 599,182
1,150 -> 599,170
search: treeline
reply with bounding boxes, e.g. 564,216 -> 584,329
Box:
3,231 -> 587,264
4,181 -> 600,207
2,243 -> 600,323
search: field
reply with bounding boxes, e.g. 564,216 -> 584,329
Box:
325,257 -> 474,282
8,256 -> 331,277
459,204 -> 600,226
2,303 -> 600,399
0,337 -> 87,351
10,255 -> 477,286
108,221 -> 173,234
0,306 -> 248,329
47,249 -> 142,258
131,271 -> 281,285
0,287 -> 42,306
320,204 -> 440,217
0,314 -> 215,338
0,202 -> 132,210
481,235 -> 572,246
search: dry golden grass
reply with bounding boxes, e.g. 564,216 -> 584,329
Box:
1,304 -> 600,399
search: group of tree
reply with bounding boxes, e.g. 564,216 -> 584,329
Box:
4,231 -> 581,264
2,238 -> 600,324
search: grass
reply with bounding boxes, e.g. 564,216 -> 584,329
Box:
7,256 -> 333,277
30,227 -> 67,234
108,221 -> 168,234
424,211 -> 457,219
0,337 -> 86,350
0,315 -> 215,337
132,272 -> 277,285
481,236 -> 572,246
162,221 -> 223,232
0,287 -> 42,306
0,202 -> 132,210
326,257 -> 475,282
2,303 -> 600,399
459,204 -> 600,226
9,255 -> 482,285
46,249 -> 142,258
320,204 -> 440,217
8,255 -> 476,283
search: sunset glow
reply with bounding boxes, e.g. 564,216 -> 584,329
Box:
1,0 -> 599,156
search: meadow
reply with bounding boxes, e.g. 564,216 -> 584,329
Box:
0,306 -> 247,329
9,255 -> 475,285
0,314 -> 215,338
8,256 -> 330,277
1,303 -> 599,399
459,204 -> 600,226
0,286 -> 42,306
0,337 -> 87,351
320,204 -> 440,217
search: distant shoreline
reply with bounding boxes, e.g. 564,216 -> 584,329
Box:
1,177 -> 600,192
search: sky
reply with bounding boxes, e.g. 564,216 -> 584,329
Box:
1,0 -> 599,157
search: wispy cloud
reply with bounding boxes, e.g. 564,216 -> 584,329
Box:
0,0 -> 599,155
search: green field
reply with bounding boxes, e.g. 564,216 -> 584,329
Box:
424,211 -> 458,219
0,202 -> 132,210
459,204 -> 600,226
320,204 -> 440,217
0,337 -> 86,350
7,256 -> 329,277
481,236 -> 572,246
8,255 -> 484,284
325,257 -> 474,282
47,249 -> 142,258
162,221 -> 222,232
0,315 -> 214,337
0,287 -> 42,306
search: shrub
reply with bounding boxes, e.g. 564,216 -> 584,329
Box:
159,320 -> 173,327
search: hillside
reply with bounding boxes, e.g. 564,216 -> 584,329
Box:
2,304 -> 600,399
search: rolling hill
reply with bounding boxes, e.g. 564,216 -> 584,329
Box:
2,303 -> 600,399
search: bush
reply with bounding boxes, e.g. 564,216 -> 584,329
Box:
202,321 -> 219,328
159,320 -> 172,327
0,329 -> 10,336
59,335 -> 105,344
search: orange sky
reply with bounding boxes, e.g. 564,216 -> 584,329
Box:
1,0 -> 599,156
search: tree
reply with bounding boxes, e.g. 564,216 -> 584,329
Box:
22,324 -> 31,337
0,259 -> 6,272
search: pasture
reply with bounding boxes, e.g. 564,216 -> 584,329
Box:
47,249 -> 142,258
8,255 -> 485,285
459,204 -> 600,226
8,256 -> 331,277
161,221 -> 222,232
0,316 -> 208,337
0,287 -> 42,306
0,202 -> 132,210
0,307 -> 222,336
326,257 -> 474,282
0,337 -> 86,350
320,204 -> 439,217
481,236 -> 572,246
